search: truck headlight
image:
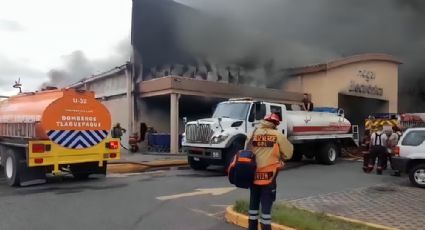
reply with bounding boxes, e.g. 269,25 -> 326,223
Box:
210,134 -> 229,144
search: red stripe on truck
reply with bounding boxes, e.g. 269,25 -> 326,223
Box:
293,125 -> 351,133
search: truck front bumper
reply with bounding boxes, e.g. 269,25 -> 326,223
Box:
391,156 -> 410,173
183,147 -> 223,160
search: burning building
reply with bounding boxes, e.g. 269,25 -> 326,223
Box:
70,0 -> 407,153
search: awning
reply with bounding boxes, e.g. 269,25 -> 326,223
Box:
138,76 -> 304,104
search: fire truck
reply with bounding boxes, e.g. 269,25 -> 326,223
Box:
365,113 -> 425,132
0,88 -> 120,186
182,98 -> 359,170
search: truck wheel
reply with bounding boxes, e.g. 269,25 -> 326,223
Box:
409,164 -> 425,188
291,151 -> 303,162
3,148 -> 22,186
188,157 -> 209,170
318,143 -> 338,165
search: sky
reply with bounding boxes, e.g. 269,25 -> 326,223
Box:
0,0 -> 132,96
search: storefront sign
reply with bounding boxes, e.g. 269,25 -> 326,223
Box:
347,70 -> 383,97
348,81 -> 383,96
358,70 -> 376,82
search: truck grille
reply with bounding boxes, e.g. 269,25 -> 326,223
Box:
186,124 -> 214,143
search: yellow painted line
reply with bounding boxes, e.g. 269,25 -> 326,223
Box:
225,206 -> 296,230
225,205 -> 399,230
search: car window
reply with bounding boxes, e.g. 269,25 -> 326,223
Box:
401,131 -> 425,146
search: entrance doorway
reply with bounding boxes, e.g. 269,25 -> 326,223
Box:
338,94 -> 389,137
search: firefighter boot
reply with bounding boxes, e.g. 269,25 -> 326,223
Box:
248,210 -> 259,230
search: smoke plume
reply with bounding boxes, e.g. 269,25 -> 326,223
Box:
43,37 -> 131,88
133,0 -> 425,112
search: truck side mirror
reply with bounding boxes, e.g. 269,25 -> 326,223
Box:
183,117 -> 187,124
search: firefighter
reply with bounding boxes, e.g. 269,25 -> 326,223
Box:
367,125 -> 388,175
246,113 -> 293,230
111,123 -> 126,140
383,126 -> 398,170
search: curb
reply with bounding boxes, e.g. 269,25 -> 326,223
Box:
107,160 -> 188,174
225,206 -> 296,230
225,206 -> 398,230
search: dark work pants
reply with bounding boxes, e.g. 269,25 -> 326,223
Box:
368,146 -> 387,171
248,182 -> 276,230
362,151 -> 370,170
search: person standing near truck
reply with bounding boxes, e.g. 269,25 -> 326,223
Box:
367,125 -> 388,175
247,113 -> 293,230
390,126 -> 403,176
383,126 -> 399,170
111,123 -> 126,140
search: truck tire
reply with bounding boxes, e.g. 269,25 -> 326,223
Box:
291,151 -> 303,162
188,156 -> 209,170
409,164 -> 425,188
3,148 -> 23,186
317,143 -> 338,165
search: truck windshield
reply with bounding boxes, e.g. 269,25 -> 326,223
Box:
213,103 -> 250,120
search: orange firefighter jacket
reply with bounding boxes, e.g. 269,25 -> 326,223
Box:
245,120 -> 294,185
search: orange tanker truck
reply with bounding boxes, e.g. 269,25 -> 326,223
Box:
0,88 -> 120,186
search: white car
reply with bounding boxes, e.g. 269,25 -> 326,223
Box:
392,128 -> 425,188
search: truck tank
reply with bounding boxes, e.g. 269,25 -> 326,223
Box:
0,89 -> 111,149
286,111 -> 351,136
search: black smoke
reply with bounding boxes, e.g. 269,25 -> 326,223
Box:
43,37 -> 131,88
132,0 -> 425,112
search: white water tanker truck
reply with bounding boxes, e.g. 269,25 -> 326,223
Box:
182,98 -> 359,170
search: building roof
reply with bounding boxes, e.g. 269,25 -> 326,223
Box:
287,53 -> 402,76
67,63 -> 129,88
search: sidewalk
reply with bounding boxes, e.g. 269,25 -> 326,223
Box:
107,149 -> 188,174
286,183 -> 424,230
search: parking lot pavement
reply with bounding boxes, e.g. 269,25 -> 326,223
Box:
0,159 -> 422,230
287,181 -> 425,230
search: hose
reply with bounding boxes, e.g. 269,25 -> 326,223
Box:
120,142 -> 129,150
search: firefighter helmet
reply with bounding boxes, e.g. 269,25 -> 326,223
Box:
264,113 -> 281,126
